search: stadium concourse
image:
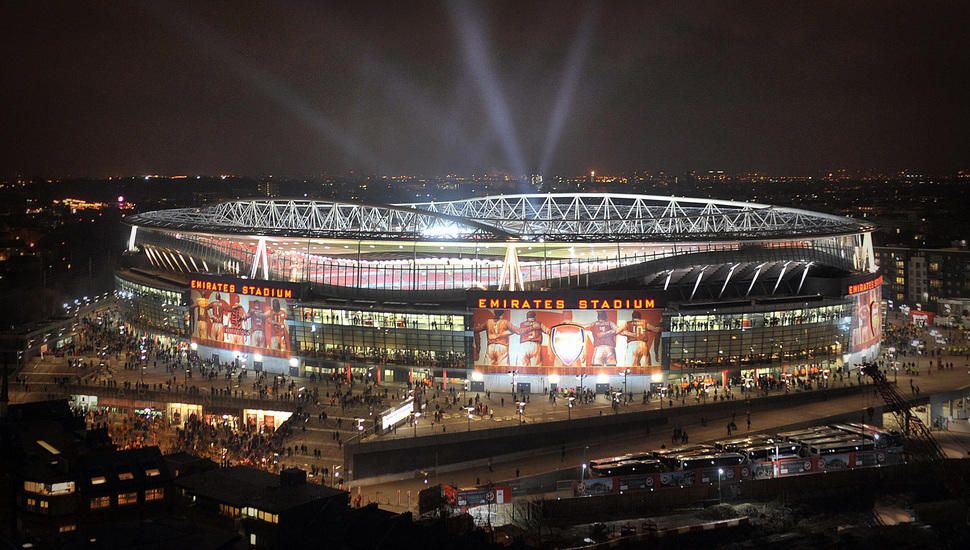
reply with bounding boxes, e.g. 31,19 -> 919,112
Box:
12,311 -> 970,515
116,193 -> 884,400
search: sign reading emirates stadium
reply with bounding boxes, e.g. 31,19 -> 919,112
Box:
189,277 -> 299,299
468,291 -> 665,375
470,291 -> 663,311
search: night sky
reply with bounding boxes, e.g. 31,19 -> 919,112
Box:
3,0 -> 968,177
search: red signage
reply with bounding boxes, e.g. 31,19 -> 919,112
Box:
847,275 -> 883,296
190,278 -> 294,299
474,296 -> 656,310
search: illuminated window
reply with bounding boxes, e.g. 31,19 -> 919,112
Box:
145,488 -> 164,502
91,476 -> 107,485
51,482 -> 75,495
90,496 -> 110,510
118,472 -> 134,481
118,492 -> 138,506
23,481 -> 44,493
39,500 -> 49,510
59,524 -> 77,533
26,497 -> 36,507
145,468 -> 161,478
219,504 -> 241,518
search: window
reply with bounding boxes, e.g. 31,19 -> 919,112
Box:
145,468 -> 161,478
50,482 -> 75,495
59,524 -> 77,533
219,504 -> 240,518
118,472 -> 134,481
39,500 -> 49,510
118,492 -> 138,506
145,488 -> 164,502
26,497 -> 36,508
91,476 -> 107,485
23,481 -> 75,495
90,496 -> 110,510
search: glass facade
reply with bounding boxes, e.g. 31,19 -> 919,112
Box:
290,306 -> 466,368
115,275 -> 189,338
134,228 -> 870,292
666,302 -> 851,371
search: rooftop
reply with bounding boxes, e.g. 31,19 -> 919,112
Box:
126,193 -> 871,243
174,466 -> 346,513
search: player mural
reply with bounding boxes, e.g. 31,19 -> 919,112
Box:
471,307 -> 663,374
190,287 -> 292,358
850,284 -> 882,353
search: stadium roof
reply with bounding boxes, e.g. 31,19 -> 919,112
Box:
126,193 -> 871,242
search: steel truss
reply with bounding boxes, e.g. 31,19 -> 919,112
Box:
128,193 -> 870,243
127,199 -> 508,241
405,193 -> 869,241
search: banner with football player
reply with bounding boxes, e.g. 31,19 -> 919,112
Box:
471,307 -> 663,373
189,288 -> 293,358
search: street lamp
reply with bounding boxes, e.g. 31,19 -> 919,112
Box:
718,467 -> 724,503
517,401 -> 526,425
580,445 -> 590,482
567,396 -> 575,420
508,370 -> 518,396
466,407 -> 474,432
412,412 -> 421,438
623,368 -> 630,402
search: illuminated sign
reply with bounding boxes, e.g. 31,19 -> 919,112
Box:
190,279 -> 294,299
189,276 -> 300,358
847,275 -> 883,296
473,296 -> 656,310
379,397 -> 415,432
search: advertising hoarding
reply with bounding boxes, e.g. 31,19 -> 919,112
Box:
189,277 -> 299,358
469,292 -> 664,375
849,284 -> 881,353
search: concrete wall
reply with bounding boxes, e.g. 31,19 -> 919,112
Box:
346,384 -> 871,480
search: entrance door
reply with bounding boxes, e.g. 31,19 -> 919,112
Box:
516,382 -> 532,394
469,381 -> 485,393
550,383 -> 558,393
595,383 -> 611,395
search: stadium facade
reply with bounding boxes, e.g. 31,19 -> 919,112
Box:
115,193 -> 883,394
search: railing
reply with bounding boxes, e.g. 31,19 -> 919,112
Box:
59,383 -> 301,412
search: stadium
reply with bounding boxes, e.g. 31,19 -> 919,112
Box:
115,193 -> 883,395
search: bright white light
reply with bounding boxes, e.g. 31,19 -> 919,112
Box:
289,357 -> 299,367
548,374 -> 560,384
189,342 -> 198,351
471,371 -> 484,382
420,222 -> 469,239
253,353 -> 263,362
596,373 -> 609,383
